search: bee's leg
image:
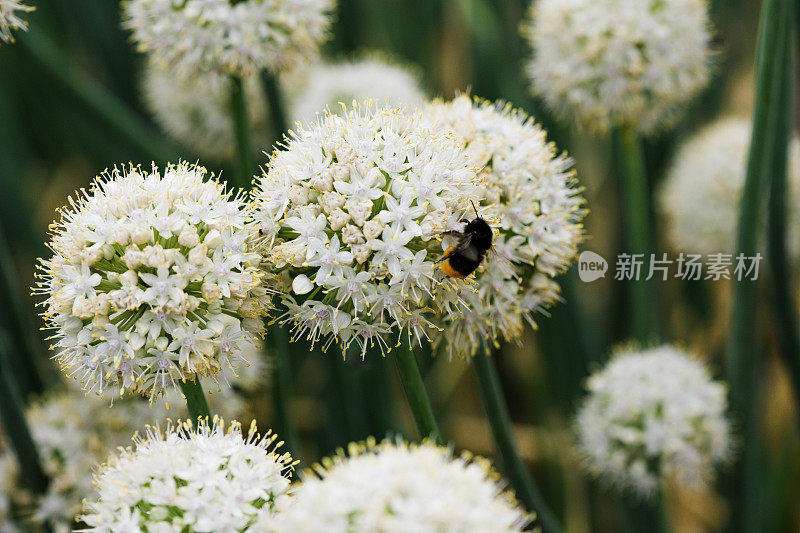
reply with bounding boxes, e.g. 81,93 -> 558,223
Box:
442,230 -> 462,237
434,246 -> 456,264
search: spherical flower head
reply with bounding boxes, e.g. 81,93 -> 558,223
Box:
0,1 -> 33,44
142,61 -> 272,161
80,418 -> 295,532
425,96 -> 585,357
0,389 -> 249,531
523,0 -> 713,134
270,438 -> 530,532
251,102 -> 482,357
575,345 -> 732,497
659,117 -> 800,257
122,0 -> 334,77
36,162 -> 273,402
285,57 -> 426,125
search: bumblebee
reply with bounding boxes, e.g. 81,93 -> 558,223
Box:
439,202 -> 493,279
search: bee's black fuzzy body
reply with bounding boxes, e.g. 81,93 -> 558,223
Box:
440,216 -> 493,279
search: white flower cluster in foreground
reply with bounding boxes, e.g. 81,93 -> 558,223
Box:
425,96 -> 584,357
0,0 -> 33,44
123,0 -> 334,76
286,58 -> 426,124
575,345 -> 732,496
80,418 -> 294,532
252,103 -> 481,356
0,387 -> 253,533
659,117 -> 800,257
36,162 -> 271,402
142,63 -> 271,161
523,0 -> 712,134
270,439 -> 530,532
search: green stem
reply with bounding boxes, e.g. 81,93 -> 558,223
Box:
471,350 -> 562,533
0,332 -> 48,495
178,378 -> 210,421
269,325 -> 299,455
328,354 -> 369,443
393,343 -> 440,442
19,30 -> 178,164
620,496 -> 668,533
612,125 -> 658,343
230,76 -> 253,190
261,71 -> 289,150
766,4 -> 800,425
726,0 -> 793,531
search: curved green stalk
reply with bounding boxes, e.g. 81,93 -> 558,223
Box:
471,350 -> 562,533
179,378 -> 211,421
19,30 -> 178,164
269,325 -> 299,455
0,332 -> 48,495
260,71 -> 289,150
612,125 -> 658,343
393,343 -> 440,442
230,76 -> 253,190
726,0 -> 793,531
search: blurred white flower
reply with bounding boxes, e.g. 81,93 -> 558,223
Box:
80,418 -> 294,532
142,62 -> 272,161
251,103 -> 482,357
523,0 -> 713,134
270,438 -> 530,532
285,57 -> 426,124
0,0 -> 33,44
575,345 -> 732,497
0,388 -> 253,532
123,0 -> 334,77
425,95 -> 585,357
36,162 -> 273,402
658,117 -> 800,257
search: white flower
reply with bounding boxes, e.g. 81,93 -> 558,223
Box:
141,61 -> 272,160
523,0 -> 713,134
0,387 -> 256,532
36,162 -> 272,402
425,96 -> 585,357
270,438 -> 530,532
658,117 -> 800,257
252,103 -> 481,356
79,418 -> 295,532
575,345 -> 733,497
285,57 -> 426,124
123,0 -> 334,77
0,0 -> 33,44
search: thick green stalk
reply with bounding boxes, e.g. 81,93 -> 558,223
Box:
328,354 -> 369,443
179,378 -> 211,421
0,334 -> 48,495
261,71 -> 290,150
766,6 -> 800,423
471,350 -> 562,533
613,125 -> 658,343
393,343 -> 440,442
230,76 -> 253,190
19,30 -> 178,164
269,325 -> 299,454
727,0 -> 792,531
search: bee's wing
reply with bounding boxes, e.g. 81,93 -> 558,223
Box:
455,234 -> 482,262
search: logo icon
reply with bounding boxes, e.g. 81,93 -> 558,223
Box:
578,251 -> 608,282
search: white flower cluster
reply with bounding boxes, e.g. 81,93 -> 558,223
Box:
0,388 -> 252,532
36,162 -> 272,402
80,418 -> 294,532
0,0 -> 33,44
270,438 -> 529,532
123,0 -> 334,77
659,117 -> 800,257
142,62 -> 272,161
252,103 -> 481,356
523,0 -> 712,134
286,58 -> 426,124
575,345 -> 732,496
425,96 -> 584,357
